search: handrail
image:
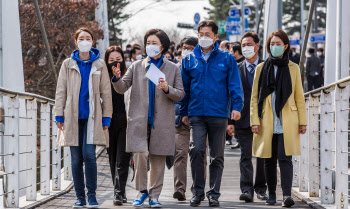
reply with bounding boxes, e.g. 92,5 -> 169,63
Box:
0,86 -> 55,104
304,75 -> 350,97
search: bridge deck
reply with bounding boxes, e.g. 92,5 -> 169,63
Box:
34,146 -> 310,209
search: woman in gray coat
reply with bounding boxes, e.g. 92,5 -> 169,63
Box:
111,29 -> 185,207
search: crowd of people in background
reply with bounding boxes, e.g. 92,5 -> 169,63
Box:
120,34 -> 325,94
54,20 -> 310,209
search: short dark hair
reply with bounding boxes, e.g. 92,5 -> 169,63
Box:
130,46 -> 141,58
197,20 -> 218,34
181,36 -> 198,47
176,50 -> 182,56
176,44 -> 182,51
144,29 -> 170,54
317,48 -> 324,52
241,32 -> 259,44
169,45 -> 175,53
266,30 -> 290,56
165,51 -> 174,60
226,42 -> 233,51
308,48 -> 315,54
231,42 -> 242,55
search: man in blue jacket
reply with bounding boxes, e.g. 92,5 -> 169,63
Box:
180,20 -> 244,207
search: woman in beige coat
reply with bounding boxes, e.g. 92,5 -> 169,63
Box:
112,29 -> 185,207
54,28 -> 112,208
250,30 -> 307,207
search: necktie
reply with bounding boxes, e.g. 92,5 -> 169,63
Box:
248,64 -> 256,73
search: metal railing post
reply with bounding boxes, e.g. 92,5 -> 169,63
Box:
292,155 -> 300,187
64,147 -> 72,181
40,103 -> 50,195
320,91 -> 335,204
334,85 -> 349,209
5,96 -> 20,207
308,96 -> 320,197
51,109 -> 61,191
299,98 -> 309,192
26,99 -> 37,201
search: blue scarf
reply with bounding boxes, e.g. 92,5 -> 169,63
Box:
148,55 -> 164,129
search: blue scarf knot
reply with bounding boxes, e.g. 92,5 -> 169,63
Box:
148,55 -> 164,129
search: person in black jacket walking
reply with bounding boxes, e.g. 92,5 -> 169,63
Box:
104,46 -> 132,206
306,48 -> 321,91
227,32 -> 267,203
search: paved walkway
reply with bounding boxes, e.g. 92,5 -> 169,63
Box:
35,146 -> 310,208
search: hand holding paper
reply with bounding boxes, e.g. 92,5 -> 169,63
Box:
146,63 -> 166,85
157,78 -> 169,92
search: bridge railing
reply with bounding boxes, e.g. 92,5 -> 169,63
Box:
0,87 -> 72,208
293,76 -> 350,209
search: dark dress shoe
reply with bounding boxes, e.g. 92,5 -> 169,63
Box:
282,196 -> 295,207
113,193 -> 123,206
173,189 -> 186,201
265,193 -> 277,205
239,191 -> 253,202
231,142 -> 240,149
122,193 -> 127,203
190,195 -> 204,207
257,192 -> 268,200
208,197 -> 220,207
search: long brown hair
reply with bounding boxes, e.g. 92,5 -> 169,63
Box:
104,46 -> 127,78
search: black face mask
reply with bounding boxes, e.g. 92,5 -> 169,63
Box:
108,61 -> 122,70
107,61 -> 124,75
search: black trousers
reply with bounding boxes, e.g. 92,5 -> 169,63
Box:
265,134 -> 293,196
236,128 -> 266,195
226,133 -> 232,141
107,115 -> 131,195
307,75 -> 320,91
189,116 -> 227,199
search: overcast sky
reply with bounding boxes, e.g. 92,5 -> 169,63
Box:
119,0 -> 212,45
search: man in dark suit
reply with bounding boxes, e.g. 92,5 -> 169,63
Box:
290,47 -> 301,64
227,32 -> 267,203
228,42 -> 245,148
306,48 -> 321,91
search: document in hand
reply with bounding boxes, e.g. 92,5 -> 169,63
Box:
145,63 -> 166,85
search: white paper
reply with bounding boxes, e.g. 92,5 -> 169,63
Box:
145,63 -> 166,85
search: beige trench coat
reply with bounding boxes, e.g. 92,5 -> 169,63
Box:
54,58 -> 113,147
250,61 -> 307,158
112,57 -> 185,156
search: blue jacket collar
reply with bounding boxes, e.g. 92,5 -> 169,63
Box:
71,47 -> 100,64
193,41 -> 219,61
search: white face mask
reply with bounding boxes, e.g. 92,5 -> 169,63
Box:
292,52 -> 296,56
78,40 -> 92,52
125,61 -> 132,68
198,36 -> 214,49
136,54 -> 143,60
317,52 -> 322,57
182,49 -> 192,57
146,45 -> 161,58
242,46 -> 256,59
